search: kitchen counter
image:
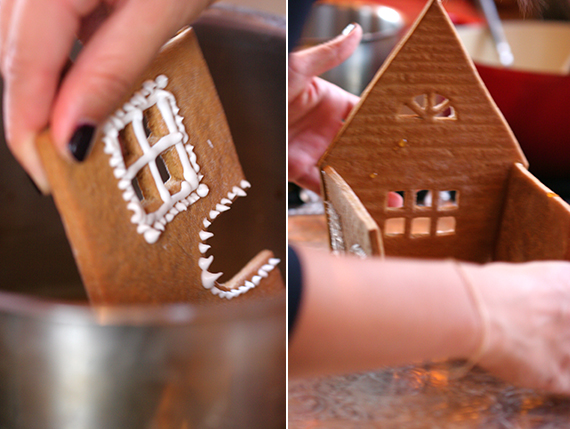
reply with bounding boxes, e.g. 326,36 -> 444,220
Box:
288,211 -> 570,428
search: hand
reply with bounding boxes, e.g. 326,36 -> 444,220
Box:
465,261 -> 570,393
1,0 -> 213,193
288,23 -> 362,194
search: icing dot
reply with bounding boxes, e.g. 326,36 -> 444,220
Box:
262,264 -> 275,272
252,276 -> 262,285
258,269 -> 269,278
199,230 -> 214,241
209,210 -> 220,220
198,256 -> 214,270
221,198 -> 232,206
269,258 -> 280,266
216,204 -> 230,212
203,219 -> 211,228
199,243 -> 210,254
202,271 -> 223,289
240,180 -> 251,189
197,184 -> 209,197
156,75 -> 168,88
144,229 -> 161,244
245,281 -> 255,289
233,186 -> 247,197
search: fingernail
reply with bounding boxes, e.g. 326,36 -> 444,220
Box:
68,124 -> 95,162
342,23 -> 356,36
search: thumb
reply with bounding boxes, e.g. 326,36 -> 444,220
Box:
291,23 -> 362,78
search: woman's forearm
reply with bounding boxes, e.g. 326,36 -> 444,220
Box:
289,246 -> 482,377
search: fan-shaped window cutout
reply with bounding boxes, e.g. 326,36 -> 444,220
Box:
398,92 -> 456,120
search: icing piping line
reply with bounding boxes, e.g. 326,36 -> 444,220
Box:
198,180 -> 281,299
102,75 -> 209,244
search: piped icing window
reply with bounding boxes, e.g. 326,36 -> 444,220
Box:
102,75 -> 209,244
398,93 -> 456,120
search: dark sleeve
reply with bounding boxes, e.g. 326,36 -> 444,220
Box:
288,245 -> 303,337
288,0 -> 316,51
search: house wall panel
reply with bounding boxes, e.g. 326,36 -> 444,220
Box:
495,163 -> 570,262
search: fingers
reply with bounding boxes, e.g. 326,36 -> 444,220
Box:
1,0 -> 87,193
50,0 -> 209,160
289,23 -> 362,100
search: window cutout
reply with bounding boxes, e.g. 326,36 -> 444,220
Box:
415,190 -> 432,208
142,111 -> 152,138
155,155 -> 170,183
385,218 -> 405,236
399,92 -> 456,120
434,105 -> 456,119
411,217 -> 431,236
131,177 -> 144,201
437,217 -> 456,235
387,191 -> 405,210
439,191 -> 458,210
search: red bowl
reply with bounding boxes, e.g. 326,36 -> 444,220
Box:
457,22 -> 570,179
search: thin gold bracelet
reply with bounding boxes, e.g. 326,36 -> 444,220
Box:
451,261 -> 490,378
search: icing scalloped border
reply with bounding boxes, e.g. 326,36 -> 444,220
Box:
198,179 -> 280,299
102,75 -> 208,244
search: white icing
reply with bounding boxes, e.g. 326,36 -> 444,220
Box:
207,139 -> 214,148
199,231 -> 213,241
325,201 -> 346,253
197,181 -> 281,299
102,75 -> 209,243
233,186 -> 247,197
349,243 -> 367,259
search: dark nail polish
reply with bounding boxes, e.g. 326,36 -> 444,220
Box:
69,124 -> 95,162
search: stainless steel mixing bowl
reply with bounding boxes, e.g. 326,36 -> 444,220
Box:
300,1 -> 404,95
0,4 -> 285,428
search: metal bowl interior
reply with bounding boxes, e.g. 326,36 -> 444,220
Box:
301,1 -> 404,43
299,1 -> 404,95
0,4 -> 285,428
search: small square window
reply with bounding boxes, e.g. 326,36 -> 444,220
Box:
437,217 -> 456,235
414,190 -> 432,209
386,191 -> 405,210
439,191 -> 458,210
385,218 -> 405,236
411,217 -> 431,236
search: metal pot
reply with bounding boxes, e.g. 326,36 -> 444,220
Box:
0,4 -> 285,428
300,1 -> 405,95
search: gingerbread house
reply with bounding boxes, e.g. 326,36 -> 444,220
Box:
36,28 -> 283,304
318,0 -> 570,263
